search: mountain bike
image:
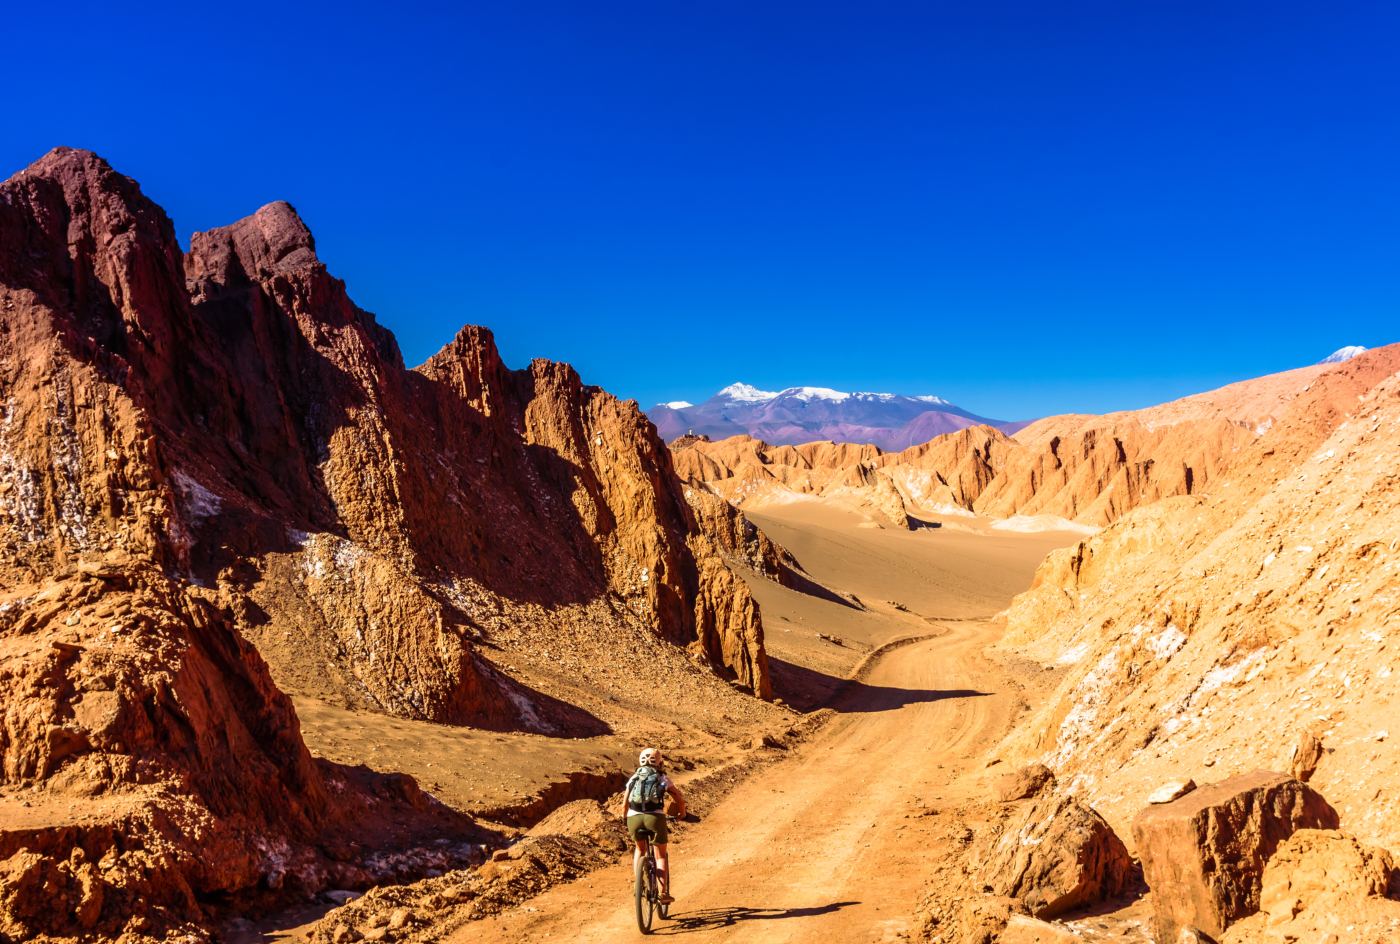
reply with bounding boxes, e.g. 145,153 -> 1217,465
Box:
633,824 -> 670,933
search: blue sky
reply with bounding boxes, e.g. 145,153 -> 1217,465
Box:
4,2 -> 1397,420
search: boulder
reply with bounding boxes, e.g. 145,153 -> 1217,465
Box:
1221,829 -> 1400,943
1131,771 -> 1339,942
1260,828 -> 1395,906
980,790 -> 1133,918
993,763 -> 1056,802
1289,731 -> 1323,783
998,915 -> 1081,943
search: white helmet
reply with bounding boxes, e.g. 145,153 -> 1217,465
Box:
639,748 -> 663,768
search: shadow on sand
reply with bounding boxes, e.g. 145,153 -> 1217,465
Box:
830,681 -> 991,714
652,901 -> 861,934
770,656 -> 992,714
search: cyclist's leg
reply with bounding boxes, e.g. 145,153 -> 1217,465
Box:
654,842 -> 671,898
627,815 -> 649,876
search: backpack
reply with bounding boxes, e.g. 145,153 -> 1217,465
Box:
628,765 -> 666,811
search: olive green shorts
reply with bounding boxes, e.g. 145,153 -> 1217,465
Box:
627,812 -> 669,844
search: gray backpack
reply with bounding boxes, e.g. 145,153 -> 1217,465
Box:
628,766 -> 666,811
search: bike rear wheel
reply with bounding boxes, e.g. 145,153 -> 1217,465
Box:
634,855 -> 655,933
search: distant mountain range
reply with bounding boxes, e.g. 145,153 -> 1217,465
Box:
648,383 -> 1028,450
650,346 -> 1371,450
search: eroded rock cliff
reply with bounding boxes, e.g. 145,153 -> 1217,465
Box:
0,147 -> 773,938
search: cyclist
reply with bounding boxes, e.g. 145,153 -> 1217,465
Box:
621,747 -> 687,904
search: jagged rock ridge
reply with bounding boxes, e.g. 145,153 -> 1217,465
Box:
0,148 -> 772,937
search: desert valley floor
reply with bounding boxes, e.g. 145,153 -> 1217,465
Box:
233,503 -> 1089,944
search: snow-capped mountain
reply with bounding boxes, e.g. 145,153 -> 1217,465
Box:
649,383 -> 1025,450
1319,345 -> 1368,364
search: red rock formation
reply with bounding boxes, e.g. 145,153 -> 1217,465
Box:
0,148 -> 769,721
971,417 -> 1255,525
0,148 -> 772,936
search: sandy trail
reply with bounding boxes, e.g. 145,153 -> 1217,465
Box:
453,619 -> 1014,943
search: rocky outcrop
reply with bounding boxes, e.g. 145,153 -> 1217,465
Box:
911,790 -> 1132,943
1221,829 -> 1400,943
1131,771 -> 1339,941
0,147 -> 770,723
0,558 -> 478,941
0,562 -> 316,939
992,763 -> 1055,803
681,484 -> 803,585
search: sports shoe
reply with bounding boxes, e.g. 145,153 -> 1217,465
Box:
659,893 -> 675,904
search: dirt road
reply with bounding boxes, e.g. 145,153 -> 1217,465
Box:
453,620 -> 1016,943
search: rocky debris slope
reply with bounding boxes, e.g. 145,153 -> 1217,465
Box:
990,344 -> 1400,860
0,148 -> 775,938
672,359 -> 1340,531
301,799 -> 628,944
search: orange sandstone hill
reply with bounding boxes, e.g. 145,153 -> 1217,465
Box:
0,148 -> 773,939
673,356 -> 1357,532
908,344 -> 1400,944
993,343 -> 1400,853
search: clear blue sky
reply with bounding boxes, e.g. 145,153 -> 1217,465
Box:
4,2 -> 1397,419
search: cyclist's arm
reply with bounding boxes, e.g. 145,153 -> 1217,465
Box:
666,782 -> 687,818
